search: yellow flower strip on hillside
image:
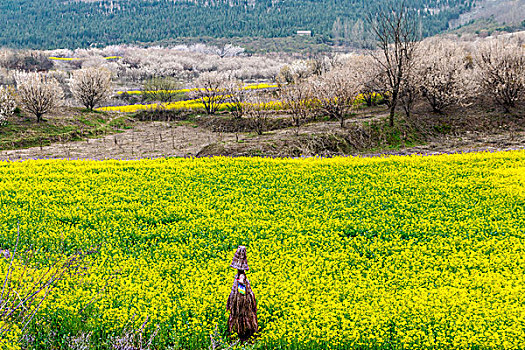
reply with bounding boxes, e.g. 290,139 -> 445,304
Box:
102,90 -> 378,113
48,57 -> 81,61
98,98 -> 207,113
116,83 -> 278,96
97,97 -> 283,113
0,152 -> 524,349
49,56 -> 122,61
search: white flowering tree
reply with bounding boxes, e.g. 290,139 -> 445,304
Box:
475,39 -> 525,112
310,66 -> 361,128
70,67 -> 113,111
15,72 -> 63,123
343,54 -> 386,107
0,86 -> 16,126
278,60 -> 313,83
416,39 -> 475,113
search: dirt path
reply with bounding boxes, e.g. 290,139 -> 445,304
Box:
0,122 -> 238,161
0,113 -> 382,161
1,118 -> 524,161
366,131 -> 525,157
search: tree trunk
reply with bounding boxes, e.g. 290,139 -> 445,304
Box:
389,100 -> 396,127
403,104 -> 411,118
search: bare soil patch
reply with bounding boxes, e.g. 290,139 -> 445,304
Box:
1,105 -> 525,161
0,121 -> 238,161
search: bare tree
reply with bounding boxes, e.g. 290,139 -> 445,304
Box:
70,67 -> 113,111
142,77 -> 182,109
278,79 -> 313,130
310,67 -> 361,128
189,72 -> 229,115
224,79 -> 247,119
475,39 -> 525,112
367,3 -> 420,126
245,94 -> 270,135
398,65 -> 419,118
0,86 -> 16,126
15,72 -> 63,123
0,226 -> 93,348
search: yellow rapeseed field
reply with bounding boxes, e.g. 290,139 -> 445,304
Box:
98,90 -> 379,114
49,56 -> 122,61
98,97 -> 283,113
0,152 -> 524,349
116,83 -> 278,96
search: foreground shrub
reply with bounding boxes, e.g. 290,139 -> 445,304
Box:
0,228 -> 92,349
141,77 -> 182,108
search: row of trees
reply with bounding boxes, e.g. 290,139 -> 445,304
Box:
270,35 -> 525,129
0,68 -> 112,123
174,33 -> 525,133
46,45 -> 284,83
2,35 -> 525,129
0,44 -> 287,88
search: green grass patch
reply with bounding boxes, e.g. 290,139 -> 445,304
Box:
0,109 -> 134,151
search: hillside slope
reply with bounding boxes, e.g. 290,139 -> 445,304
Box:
451,0 -> 525,28
0,0 -> 474,49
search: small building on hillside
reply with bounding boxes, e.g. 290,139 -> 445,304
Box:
296,30 -> 312,37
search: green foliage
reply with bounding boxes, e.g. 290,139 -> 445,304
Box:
0,0 -> 473,49
142,77 -> 184,105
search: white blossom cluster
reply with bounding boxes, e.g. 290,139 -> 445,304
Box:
0,85 -> 16,126
14,72 -> 63,122
46,44 -> 287,84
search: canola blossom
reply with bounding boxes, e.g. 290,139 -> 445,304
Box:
97,97 -> 283,113
48,56 -> 122,61
0,152 -> 524,349
98,97 -> 212,113
100,90 -> 380,114
116,83 -> 278,96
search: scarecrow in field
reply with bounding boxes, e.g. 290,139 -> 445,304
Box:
226,246 -> 258,342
